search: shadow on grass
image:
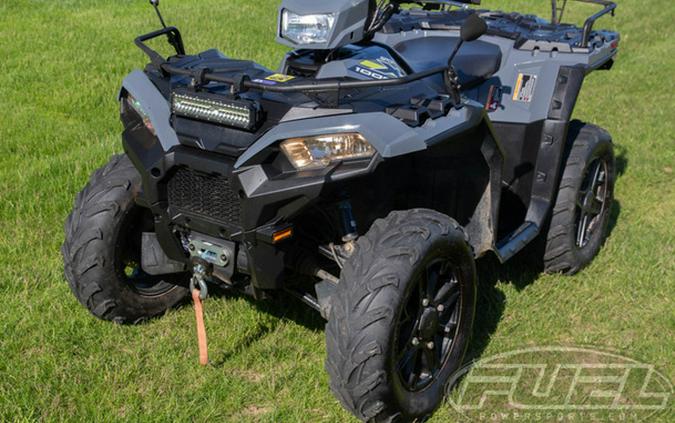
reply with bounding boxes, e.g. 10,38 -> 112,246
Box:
250,292 -> 326,332
188,286 -> 323,367
211,254 -> 539,367
464,253 -> 538,363
198,284 -> 326,360
210,317 -> 279,366
615,145 -> 628,177
606,145 -> 627,238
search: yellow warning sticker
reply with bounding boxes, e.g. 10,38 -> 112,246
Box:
513,73 -> 537,103
360,60 -> 387,70
265,73 -> 296,83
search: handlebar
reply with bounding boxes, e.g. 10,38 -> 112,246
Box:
160,62 -> 451,95
134,26 -> 185,68
134,26 -> 454,98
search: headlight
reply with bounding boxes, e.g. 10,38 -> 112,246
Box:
280,133 -> 375,170
281,10 -> 335,45
125,94 -> 155,135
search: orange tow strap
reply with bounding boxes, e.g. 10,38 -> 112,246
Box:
192,289 -> 209,366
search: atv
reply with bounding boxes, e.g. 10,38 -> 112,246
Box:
62,0 -> 620,421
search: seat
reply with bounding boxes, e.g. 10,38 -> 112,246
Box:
393,37 -> 502,89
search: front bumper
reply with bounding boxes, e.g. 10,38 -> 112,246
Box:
117,68 -> 489,290
121,102 -> 376,290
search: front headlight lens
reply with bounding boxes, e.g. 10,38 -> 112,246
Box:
280,133 -> 375,170
281,10 -> 335,45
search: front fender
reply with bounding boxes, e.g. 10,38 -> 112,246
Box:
119,69 -> 179,152
235,102 -> 485,168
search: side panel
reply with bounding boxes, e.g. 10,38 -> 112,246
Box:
334,116 -> 504,258
494,65 -> 586,261
372,30 -> 591,260
482,41 -> 592,125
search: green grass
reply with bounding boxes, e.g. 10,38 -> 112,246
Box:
0,0 -> 673,421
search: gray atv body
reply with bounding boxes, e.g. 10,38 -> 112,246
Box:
119,5 -> 618,289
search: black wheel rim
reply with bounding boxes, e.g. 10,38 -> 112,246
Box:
115,206 -> 181,297
394,259 -> 462,392
575,158 -> 611,248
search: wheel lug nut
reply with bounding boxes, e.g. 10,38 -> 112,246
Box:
426,342 -> 435,350
422,299 -> 430,307
412,338 -> 420,346
437,304 -> 445,312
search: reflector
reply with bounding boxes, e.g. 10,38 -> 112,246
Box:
272,227 -> 294,243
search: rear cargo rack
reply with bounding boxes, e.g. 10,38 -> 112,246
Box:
576,0 -> 617,48
553,0 -> 616,47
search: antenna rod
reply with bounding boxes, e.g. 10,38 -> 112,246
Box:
146,1 -> 184,56
150,0 -> 167,29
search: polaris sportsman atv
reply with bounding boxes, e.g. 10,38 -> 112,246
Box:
62,0 -> 620,421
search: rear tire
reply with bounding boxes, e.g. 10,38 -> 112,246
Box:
543,122 -> 616,275
326,209 -> 477,422
62,155 -> 189,324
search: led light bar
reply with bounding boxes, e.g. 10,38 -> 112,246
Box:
171,91 -> 262,131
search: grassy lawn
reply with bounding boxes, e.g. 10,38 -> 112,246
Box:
0,0 -> 673,421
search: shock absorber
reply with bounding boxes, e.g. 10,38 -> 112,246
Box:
338,197 -> 358,256
338,198 -> 358,241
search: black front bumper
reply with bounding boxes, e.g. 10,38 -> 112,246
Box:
120,106 -> 375,290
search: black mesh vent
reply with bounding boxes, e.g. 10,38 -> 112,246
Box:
167,167 -> 241,226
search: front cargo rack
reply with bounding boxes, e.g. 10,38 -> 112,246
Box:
135,0 -> 616,97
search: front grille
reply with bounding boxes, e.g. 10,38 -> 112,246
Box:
167,167 -> 241,226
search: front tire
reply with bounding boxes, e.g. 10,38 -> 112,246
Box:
62,155 -> 189,324
326,209 -> 477,422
